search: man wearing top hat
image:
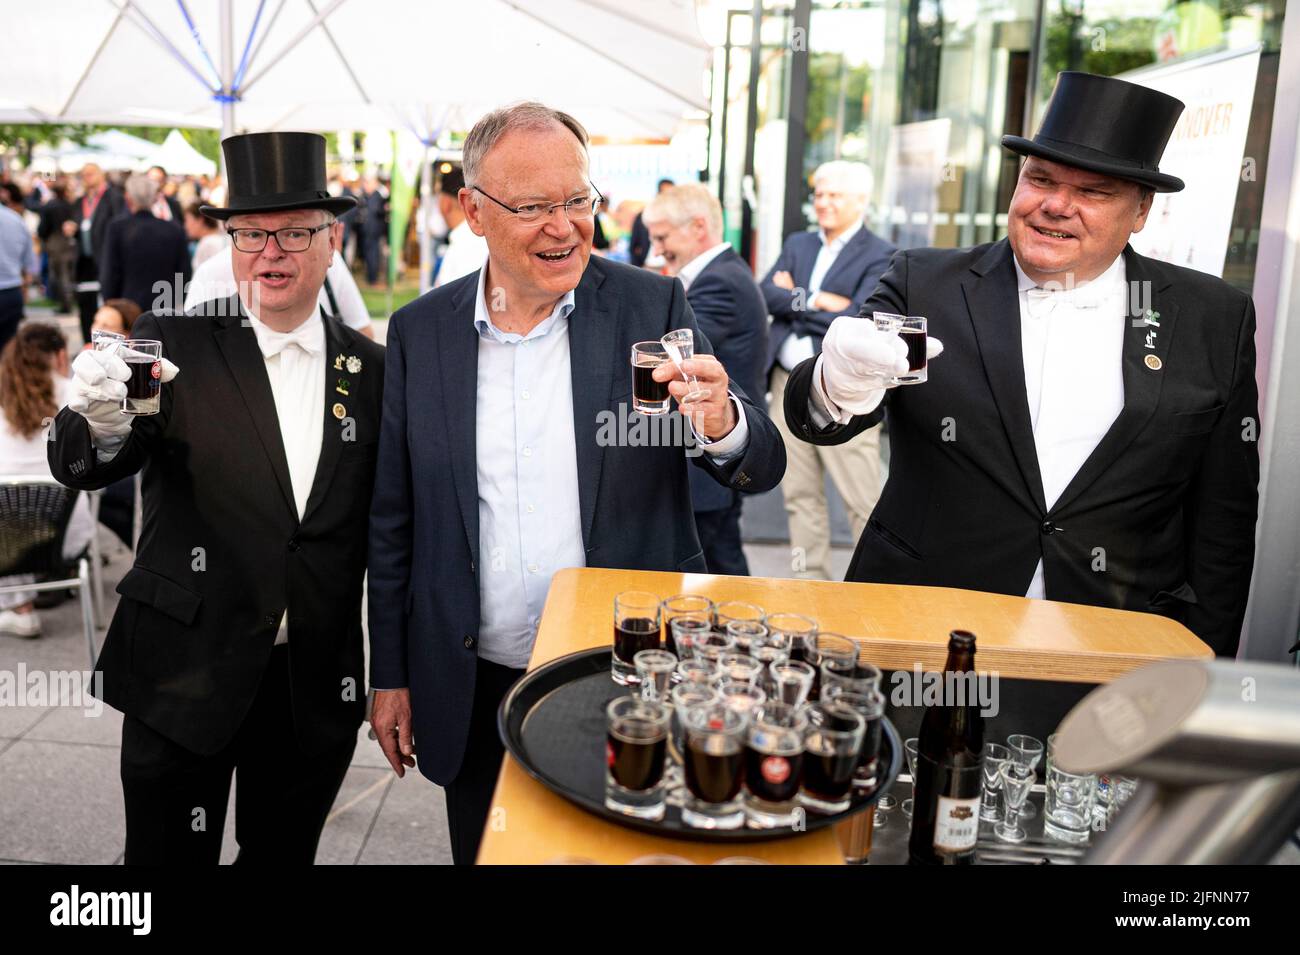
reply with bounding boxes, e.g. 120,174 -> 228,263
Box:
784,72 -> 1260,657
48,132 -> 385,863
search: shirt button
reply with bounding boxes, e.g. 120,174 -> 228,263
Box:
464,634 -> 476,650
526,504 -> 535,513
528,563 -> 539,574
521,390 -> 531,400
522,447 -> 532,457
1041,521 -> 1057,535
287,538 -> 300,552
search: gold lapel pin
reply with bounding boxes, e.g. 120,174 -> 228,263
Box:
333,402 -> 347,419
1144,354 -> 1162,371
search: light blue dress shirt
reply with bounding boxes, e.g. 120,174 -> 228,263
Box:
0,206 -> 35,291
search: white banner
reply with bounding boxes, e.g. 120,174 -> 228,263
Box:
1124,46 -> 1261,278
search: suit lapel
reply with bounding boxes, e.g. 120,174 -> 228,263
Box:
961,240 -> 1048,513
569,263 -> 614,546
211,295 -> 297,518
1050,247 -> 1177,514
819,227 -> 870,289
438,280 -> 482,569
301,312 -> 349,523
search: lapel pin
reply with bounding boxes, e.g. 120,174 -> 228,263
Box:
333,402 -> 347,419
1145,354 -> 1162,371
1144,330 -> 1157,349
346,355 -> 362,374
333,355 -> 344,371
336,377 -> 350,396
1144,309 -> 1161,327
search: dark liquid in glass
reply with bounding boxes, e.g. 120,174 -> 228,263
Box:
744,745 -> 803,803
607,731 -> 666,791
125,357 -> 161,400
684,737 -> 744,803
856,717 -> 883,785
633,363 -> 670,405
614,617 -> 660,664
901,328 -> 926,372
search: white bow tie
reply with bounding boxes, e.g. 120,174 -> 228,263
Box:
1026,285 -> 1102,317
256,322 -> 322,358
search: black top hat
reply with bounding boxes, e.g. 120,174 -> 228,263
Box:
1002,72 -> 1185,193
200,131 -> 357,220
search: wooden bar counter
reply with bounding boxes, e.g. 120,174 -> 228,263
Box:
476,568 -> 1211,864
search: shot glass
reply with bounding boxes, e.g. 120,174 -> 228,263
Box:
902,737 -> 920,818
681,702 -> 748,829
660,327 -> 708,405
674,657 -> 719,687
794,632 -> 858,700
668,683 -> 718,774
872,312 -> 927,385
827,689 -> 885,790
1007,734 -> 1045,821
605,697 -> 670,820
822,658 -> 882,700
612,591 -> 662,686
743,701 -> 807,829
118,339 -> 163,415
660,594 -> 714,651
1044,763 -> 1098,844
980,743 -> 1011,822
717,652 -> 764,686
630,341 -> 671,415
714,601 -> 765,642
994,762 -> 1036,844
668,615 -> 714,662
634,649 -> 677,702
691,628 -> 736,665
724,618 -> 769,656
718,680 -> 766,715
764,612 -> 818,651
769,660 -> 816,707
798,701 -> 865,813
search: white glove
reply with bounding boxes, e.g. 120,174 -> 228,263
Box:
67,345 -> 179,445
819,315 -> 944,416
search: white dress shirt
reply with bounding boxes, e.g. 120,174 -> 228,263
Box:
246,308 -> 327,643
777,219 -> 864,371
471,264 -> 751,669
1016,254 -> 1127,599
676,241 -> 732,291
434,220 -> 489,288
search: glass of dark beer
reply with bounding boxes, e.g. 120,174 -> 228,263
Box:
744,701 -> 807,829
630,341 -> 671,415
661,594 -> 714,651
605,696 -> 670,819
613,591 -> 662,685
714,601 -> 765,641
98,337 -> 163,415
681,701 -> 747,829
872,313 -> 928,385
799,701 -> 865,813
827,689 -> 886,791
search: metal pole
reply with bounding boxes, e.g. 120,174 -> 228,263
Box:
418,143 -> 433,294
220,0 -> 236,150
782,0 -> 812,241
741,0 -> 763,265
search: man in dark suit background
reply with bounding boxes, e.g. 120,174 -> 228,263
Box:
99,173 -> 192,314
49,132 -> 383,863
643,182 -> 769,575
785,72 -> 1259,657
367,103 -> 785,865
760,161 -> 895,579
629,177 -> 673,268
69,162 -> 125,344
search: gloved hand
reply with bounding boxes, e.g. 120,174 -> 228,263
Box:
67,345 -> 178,444
818,315 -> 944,415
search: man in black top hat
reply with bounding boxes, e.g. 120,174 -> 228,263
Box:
49,132 -> 385,863
784,71 -> 1260,656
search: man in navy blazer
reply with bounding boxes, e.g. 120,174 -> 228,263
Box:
759,161 -> 895,579
367,104 -> 785,864
643,183 -> 768,575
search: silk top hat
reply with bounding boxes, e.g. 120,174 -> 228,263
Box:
1002,71 -> 1186,193
200,131 -> 356,220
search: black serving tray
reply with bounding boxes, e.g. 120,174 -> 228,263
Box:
498,646 -> 903,842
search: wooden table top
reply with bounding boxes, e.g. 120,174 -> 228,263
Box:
476,568 -> 1212,864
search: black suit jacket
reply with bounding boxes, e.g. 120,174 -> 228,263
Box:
367,256 -> 786,785
100,211 -> 192,313
784,239 -> 1259,656
685,246 -> 770,511
49,298 -> 385,755
760,226 -> 896,374
72,185 -> 125,270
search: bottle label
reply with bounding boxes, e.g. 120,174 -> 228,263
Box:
934,795 -> 981,852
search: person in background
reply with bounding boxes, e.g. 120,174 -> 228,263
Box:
0,181 -> 36,352
69,163 -> 126,345
89,298 -> 142,339
761,160 -> 896,580
433,165 -> 488,288
643,183 -> 769,575
629,177 -> 674,268
359,173 -> 389,286
0,323 -> 95,639
99,174 -> 191,315
38,180 -> 77,313
146,166 -> 182,223
183,202 -> 228,270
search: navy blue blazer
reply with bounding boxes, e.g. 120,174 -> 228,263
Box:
685,246 -> 770,512
99,210 -> 191,314
367,255 -> 786,785
760,225 -> 896,374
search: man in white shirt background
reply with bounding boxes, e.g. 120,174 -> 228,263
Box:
760,160 -> 896,579
49,131 -> 385,863
783,72 -> 1259,658
432,164 -> 488,288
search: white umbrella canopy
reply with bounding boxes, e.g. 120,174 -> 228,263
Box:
0,0 -> 709,138
143,129 -> 217,176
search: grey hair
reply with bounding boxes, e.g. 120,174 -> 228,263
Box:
125,173 -> 158,209
643,183 -> 723,241
814,160 -> 873,199
462,101 -> 589,200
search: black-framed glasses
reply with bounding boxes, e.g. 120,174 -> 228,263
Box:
229,222 -> 332,254
470,182 -> 605,224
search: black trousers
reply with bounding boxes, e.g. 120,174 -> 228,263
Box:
120,646 -> 356,865
444,656 -> 525,865
0,286 -> 22,355
695,493 -> 750,576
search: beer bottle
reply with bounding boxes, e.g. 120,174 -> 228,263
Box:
908,630 -> 985,865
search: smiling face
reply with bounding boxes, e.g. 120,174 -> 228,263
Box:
1008,156 -> 1153,286
643,213 -> 708,276
812,175 -> 868,239
228,208 -> 340,327
461,124 -> 594,309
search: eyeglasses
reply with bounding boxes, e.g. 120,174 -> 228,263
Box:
470,182 -> 605,224
229,221 -> 332,254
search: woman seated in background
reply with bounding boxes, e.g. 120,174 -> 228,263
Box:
0,322 -> 94,639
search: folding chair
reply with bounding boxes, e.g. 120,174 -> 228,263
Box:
0,476 -> 97,667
